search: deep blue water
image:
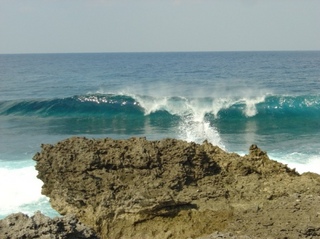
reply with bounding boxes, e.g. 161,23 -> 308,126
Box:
0,51 -> 320,218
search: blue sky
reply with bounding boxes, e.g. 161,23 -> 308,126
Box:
0,0 -> 319,54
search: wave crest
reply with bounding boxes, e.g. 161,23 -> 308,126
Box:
1,93 -> 320,119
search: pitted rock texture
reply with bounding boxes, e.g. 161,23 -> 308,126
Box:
34,137 -> 320,239
0,211 -> 99,239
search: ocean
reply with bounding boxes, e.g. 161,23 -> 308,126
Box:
0,51 -> 320,219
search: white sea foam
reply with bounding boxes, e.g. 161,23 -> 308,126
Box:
93,90 -> 269,150
94,84 -> 271,117
131,94 -> 269,148
269,152 -> 320,175
241,96 -> 266,117
0,160 -> 58,219
178,117 -> 224,147
134,95 -> 172,115
209,98 -> 234,118
131,95 -> 223,146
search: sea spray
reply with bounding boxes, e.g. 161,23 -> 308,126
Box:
133,95 -> 225,147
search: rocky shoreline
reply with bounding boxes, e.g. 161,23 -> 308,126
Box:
1,137 -> 320,238
0,211 -> 99,239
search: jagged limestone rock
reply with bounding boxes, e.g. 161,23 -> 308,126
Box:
0,211 -> 99,239
34,137 -> 320,239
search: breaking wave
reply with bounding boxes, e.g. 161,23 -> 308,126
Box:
1,93 -> 320,119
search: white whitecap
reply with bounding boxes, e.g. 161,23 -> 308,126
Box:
0,160 -> 58,219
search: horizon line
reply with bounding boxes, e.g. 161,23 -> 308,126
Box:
1,49 -> 320,55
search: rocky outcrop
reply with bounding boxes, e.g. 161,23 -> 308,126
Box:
0,211 -> 99,239
33,137 -> 320,239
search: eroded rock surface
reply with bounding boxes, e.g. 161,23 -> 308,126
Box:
33,137 -> 320,239
0,211 -> 98,239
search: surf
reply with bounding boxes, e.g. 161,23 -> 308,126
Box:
2,93 -> 320,145
1,93 -> 320,118
0,159 -> 59,218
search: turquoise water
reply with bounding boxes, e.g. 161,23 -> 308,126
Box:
1,51 -> 320,218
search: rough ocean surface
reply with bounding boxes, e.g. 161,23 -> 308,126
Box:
4,137 -> 320,239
